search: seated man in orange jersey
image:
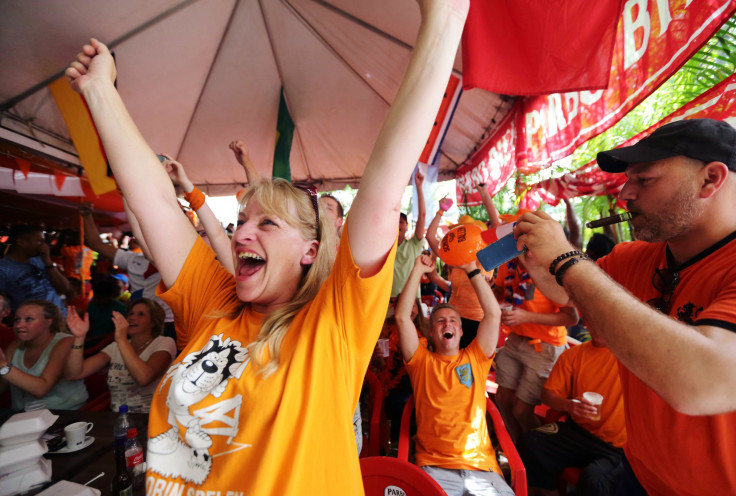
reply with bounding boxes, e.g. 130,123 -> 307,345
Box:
518,328 -> 625,496
395,255 -> 513,496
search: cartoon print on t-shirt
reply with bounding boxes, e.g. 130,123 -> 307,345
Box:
148,334 -> 249,484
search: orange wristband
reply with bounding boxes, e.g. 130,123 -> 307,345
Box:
184,187 -> 205,211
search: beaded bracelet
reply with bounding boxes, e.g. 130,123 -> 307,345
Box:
555,255 -> 590,286
184,187 -> 206,211
548,250 -> 584,275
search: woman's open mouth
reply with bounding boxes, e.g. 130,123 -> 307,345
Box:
238,251 -> 265,277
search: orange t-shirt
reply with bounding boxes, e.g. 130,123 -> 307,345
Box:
543,342 -> 626,447
448,267 -> 485,321
405,340 -> 501,474
149,221 -> 395,495
599,238 -> 736,496
495,263 -> 568,345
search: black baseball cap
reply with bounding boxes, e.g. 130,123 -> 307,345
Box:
597,118 -> 736,173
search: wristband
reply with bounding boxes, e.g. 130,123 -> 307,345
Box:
184,187 -> 206,211
549,250 -> 584,275
71,344 -> 84,350
555,255 -> 590,286
467,268 -> 481,279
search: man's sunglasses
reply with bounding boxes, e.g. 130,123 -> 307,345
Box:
647,267 -> 679,313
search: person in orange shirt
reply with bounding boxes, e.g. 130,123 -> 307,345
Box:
517,328 -> 625,496
64,1 -> 469,493
396,254 -> 513,496
514,119 -> 736,496
493,260 -> 578,441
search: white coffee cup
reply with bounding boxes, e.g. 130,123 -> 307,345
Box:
64,421 -> 93,449
582,392 -> 604,421
500,303 -> 513,312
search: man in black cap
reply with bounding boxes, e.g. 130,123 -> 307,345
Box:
511,118 -> 736,496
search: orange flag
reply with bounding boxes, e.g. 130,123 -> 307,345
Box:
49,77 -> 117,195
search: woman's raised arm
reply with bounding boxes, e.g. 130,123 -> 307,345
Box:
65,40 -> 195,288
347,0 -> 468,276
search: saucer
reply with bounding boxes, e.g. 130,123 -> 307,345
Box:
49,436 -> 95,454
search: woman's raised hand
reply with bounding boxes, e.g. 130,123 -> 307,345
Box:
111,311 -> 130,342
229,140 -> 250,167
162,155 -> 194,191
65,38 -> 117,94
65,307 -> 90,338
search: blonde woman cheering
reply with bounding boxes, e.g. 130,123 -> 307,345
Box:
63,0 -> 469,492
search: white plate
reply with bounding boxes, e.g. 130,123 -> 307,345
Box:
49,436 -> 94,455
0,457 -> 52,496
0,439 -> 48,474
36,480 -> 101,496
0,410 -> 58,447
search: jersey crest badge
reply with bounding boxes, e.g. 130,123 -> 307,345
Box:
455,363 -> 473,388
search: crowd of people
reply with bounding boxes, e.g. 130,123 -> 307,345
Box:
0,1 -> 734,494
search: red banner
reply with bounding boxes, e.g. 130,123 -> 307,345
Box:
520,71 -> 736,209
455,102 -> 520,206
517,0 -> 736,174
461,0 -> 622,96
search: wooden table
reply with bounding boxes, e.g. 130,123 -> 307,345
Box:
0,409 -> 148,495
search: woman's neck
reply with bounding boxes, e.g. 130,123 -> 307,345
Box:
129,332 -> 153,351
27,332 -> 54,351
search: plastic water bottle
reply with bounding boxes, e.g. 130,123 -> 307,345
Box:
114,405 -> 133,450
125,428 -> 145,490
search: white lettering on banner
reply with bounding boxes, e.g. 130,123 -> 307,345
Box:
623,0 -> 651,70
579,90 -> 604,106
460,124 -> 514,193
384,485 -> 407,496
547,93 -> 567,134
656,0 -> 673,34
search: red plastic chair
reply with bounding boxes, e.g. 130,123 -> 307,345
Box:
399,395 -> 527,496
83,334 -> 114,358
79,367 -> 111,412
421,290 -> 445,308
360,369 -> 384,458
360,456 -> 446,496
79,390 -> 111,411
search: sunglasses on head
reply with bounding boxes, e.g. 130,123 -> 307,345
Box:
292,182 -> 320,241
646,267 -> 679,313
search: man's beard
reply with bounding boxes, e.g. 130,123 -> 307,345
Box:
629,184 -> 701,243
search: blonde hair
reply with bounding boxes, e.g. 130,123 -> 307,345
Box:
238,178 -> 336,376
16,300 -> 65,349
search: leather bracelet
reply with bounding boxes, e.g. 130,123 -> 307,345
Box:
555,255 -> 590,286
549,250 -> 584,275
467,268 -> 481,279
